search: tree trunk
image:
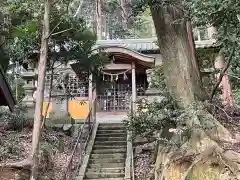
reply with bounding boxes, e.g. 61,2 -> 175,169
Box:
149,1 -> 240,180
214,53 -> 235,106
186,21 -> 202,82
30,0 -> 50,179
120,0 -> 128,29
150,1 -> 205,108
96,0 -> 102,40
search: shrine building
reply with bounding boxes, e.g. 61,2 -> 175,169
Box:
21,36 -> 216,121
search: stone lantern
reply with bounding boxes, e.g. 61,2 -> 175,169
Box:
145,68 -> 163,103
21,60 -> 37,118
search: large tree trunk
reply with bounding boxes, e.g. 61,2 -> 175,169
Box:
150,1 -> 205,108
149,1 -> 240,180
30,0 -> 50,179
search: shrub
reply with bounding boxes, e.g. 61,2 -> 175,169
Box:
233,88 -> 240,105
123,94 -> 181,138
0,105 -> 32,131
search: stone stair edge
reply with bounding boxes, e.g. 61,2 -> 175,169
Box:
82,178 -> 124,180
85,172 -> 125,178
96,133 -> 127,136
88,163 -> 125,168
82,122 -> 128,180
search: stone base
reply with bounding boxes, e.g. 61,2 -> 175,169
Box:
145,88 -> 162,96
71,123 -> 83,137
23,106 -> 35,120
136,88 -> 167,105
46,111 -> 74,128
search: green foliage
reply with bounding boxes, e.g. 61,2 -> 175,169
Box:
186,0 -> 240,86
0,0 -> 41,65
151,67 -> 166,89
233,89 -> 240,105
0,105 -> 31,131
6,73 -> 25,101
123,96 -> 180,137
0,4 -> 10,72
123,65 -> 181,137
100,0 -> 154,39
1,0 -> 107,74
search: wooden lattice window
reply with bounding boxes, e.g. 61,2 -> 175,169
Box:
66,73 -> 89,97
45,72 -> 89,97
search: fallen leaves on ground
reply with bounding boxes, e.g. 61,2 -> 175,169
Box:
0,128 -> 81,180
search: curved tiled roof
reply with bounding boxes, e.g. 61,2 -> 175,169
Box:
96,38 -> 216,52
96,38 -> 159,52
101,46 -> 155,68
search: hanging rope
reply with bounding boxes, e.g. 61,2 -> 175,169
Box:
101,68 -> 132,81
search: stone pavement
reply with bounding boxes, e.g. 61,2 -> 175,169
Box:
96,112 -> 128,123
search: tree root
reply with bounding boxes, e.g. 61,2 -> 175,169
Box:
0,157 -> 32,170
155,107 -> 240,180
181,147 -> 215,180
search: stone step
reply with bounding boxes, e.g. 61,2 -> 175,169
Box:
96,133 -> 126,137
84,178 -> 124,180
89,158 -> 125,164
91,153 -> 125,159
85,172 -> 124,179
94,141 -> 126,146
86,167 -> 125,174
95,136 -> 126,141
82,123 -> 127,180
97,129 -> 126,134
99,123 -> 124,127
98,126 -> 125,130
92,148 -> 126,154
88,163 -> 125,168
93,145 -> 126,149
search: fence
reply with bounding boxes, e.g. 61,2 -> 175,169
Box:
61,88 -> 96,180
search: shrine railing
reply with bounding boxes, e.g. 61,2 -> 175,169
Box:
96,83 -> 148,112
61,87 -> 96,180
125,100 -> 135,180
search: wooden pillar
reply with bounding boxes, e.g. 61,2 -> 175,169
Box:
89,72 -> 97,122
89,73 -> 93,110
131,62 -> 136,112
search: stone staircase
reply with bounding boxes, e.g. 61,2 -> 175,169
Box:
84,123 -> 127,180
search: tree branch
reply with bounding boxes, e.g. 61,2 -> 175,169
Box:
0,158 -> 32,169
73,0 -> 84,17
48,0 -> 74,38
210,47 -> 235,102
48,20 -> 63,38
237,14 -> 240,23
51,28 -> 73,36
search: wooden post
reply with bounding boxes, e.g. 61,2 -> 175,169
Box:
113,83 -> 116,112
89,72 -> 97,123
89,73 -> 93,111
131,62 -> 136,112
